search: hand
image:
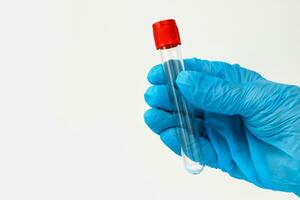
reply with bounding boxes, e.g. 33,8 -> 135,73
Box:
144,58 -> 300,196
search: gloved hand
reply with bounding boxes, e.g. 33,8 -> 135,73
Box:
144,58 -> 300,196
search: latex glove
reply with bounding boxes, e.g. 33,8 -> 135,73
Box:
144,58 -> 300,196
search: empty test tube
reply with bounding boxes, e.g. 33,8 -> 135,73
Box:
152,19 -> 204,174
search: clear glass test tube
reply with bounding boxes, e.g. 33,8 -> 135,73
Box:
159,46 -> 204,174
152,19 -> 204,174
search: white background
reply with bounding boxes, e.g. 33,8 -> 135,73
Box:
0,0 -> 299,199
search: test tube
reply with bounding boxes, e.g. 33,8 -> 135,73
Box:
152,19 -> 204,174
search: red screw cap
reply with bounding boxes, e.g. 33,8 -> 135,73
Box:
152,19 -> 181,50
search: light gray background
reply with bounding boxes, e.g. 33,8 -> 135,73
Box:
0,0 -> 299,199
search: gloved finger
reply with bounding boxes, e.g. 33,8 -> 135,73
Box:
176,71 -> 247,116
147,64 -> 165,85
144,85 -> 204,117
144,85 -> 172,111
144,108 -> 203,135
144,109 -> 177,134
160,127 -> 218,167
147,58 -> 262,85
160,128 -> 181,155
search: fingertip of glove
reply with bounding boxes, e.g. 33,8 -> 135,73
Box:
143,109 -> 152,124
144,86 -> 153,103
160,129 -> 181,156
175,71 -> 198,90
176,71 -> 191,84
144,85 -> 169,109
183,57 -> 198,70
147,64 -> 163,84
144,109 -> 158,133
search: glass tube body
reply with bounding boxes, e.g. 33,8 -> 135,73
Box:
159,45 -> 204,174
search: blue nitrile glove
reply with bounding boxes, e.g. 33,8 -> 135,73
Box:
144,58 -> 300,196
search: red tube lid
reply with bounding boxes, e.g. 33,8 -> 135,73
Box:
152,19 -> 181,50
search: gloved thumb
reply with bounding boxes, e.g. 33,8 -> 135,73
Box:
176,71 -> 247,116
